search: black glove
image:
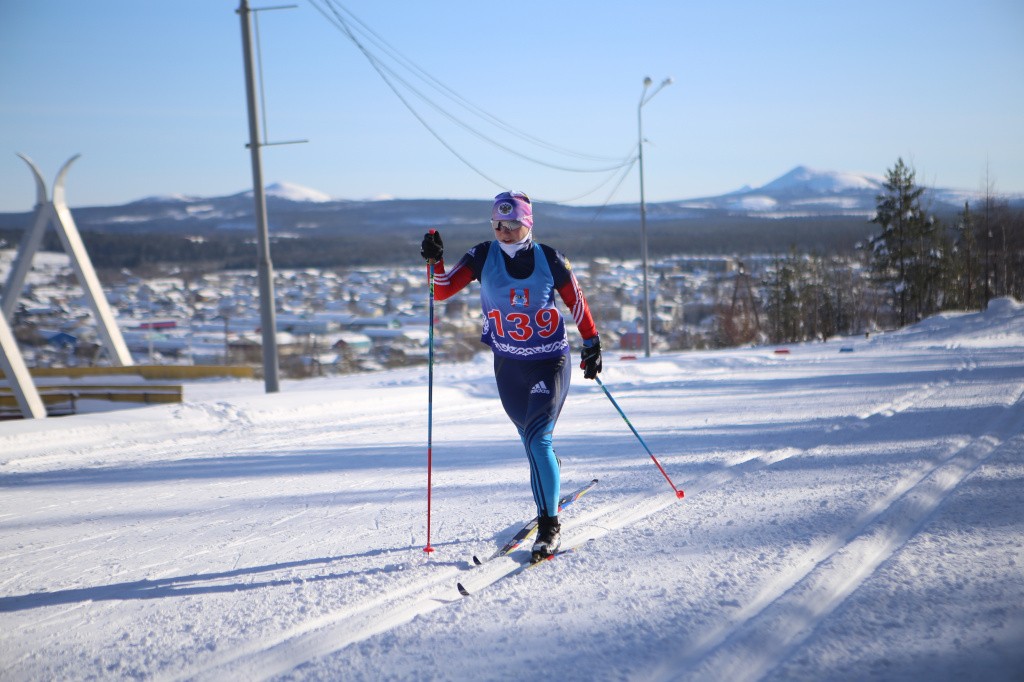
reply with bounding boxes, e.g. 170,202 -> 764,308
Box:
580,336 -> 602,380
421,230 -> 443,263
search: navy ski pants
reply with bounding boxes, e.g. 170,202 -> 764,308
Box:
493,352 -> 572,517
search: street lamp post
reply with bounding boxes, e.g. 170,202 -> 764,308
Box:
638,76 -> 672,358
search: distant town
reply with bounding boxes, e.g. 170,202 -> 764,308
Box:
7,163 -> 1019,387
1,248 -> 842,378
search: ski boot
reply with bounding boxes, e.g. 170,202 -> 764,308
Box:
532,515 -> 561,561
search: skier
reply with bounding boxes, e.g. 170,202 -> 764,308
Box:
420,190 -> 602,559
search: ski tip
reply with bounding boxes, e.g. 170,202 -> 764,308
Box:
472,555 -> 482,566
457,583 -> 470,597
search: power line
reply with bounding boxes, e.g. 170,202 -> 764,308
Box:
308,0 -> 638,202
309,0 -> 509,188
549,152 -> 639,205
312,0 -> 634,173
318,0 -> 628,164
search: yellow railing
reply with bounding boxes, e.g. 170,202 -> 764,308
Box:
0,384 -> 184,417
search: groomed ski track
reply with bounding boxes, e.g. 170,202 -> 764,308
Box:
2,306 -> 1023,681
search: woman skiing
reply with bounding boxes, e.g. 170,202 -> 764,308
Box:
420,190 -> 602,559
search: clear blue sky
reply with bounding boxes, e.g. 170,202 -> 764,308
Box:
1,0 -> 1022,212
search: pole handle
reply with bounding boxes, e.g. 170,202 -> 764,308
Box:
426,228 -> 438,266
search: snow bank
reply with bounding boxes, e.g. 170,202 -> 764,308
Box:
872,297 -> 1024,349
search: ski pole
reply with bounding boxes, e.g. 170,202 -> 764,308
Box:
423,231 -> 437,554
595,375 -> 684,498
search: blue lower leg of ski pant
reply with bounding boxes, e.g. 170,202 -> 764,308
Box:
492,353 -> 570,518
522,418 -> 560,517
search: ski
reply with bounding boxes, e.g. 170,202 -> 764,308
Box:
471,478 -> 598,567
458,541 -> 589,596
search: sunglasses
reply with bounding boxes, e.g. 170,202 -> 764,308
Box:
492,220 -> 525,234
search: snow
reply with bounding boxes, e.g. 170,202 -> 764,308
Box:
789,196 -> 863,209
131,194 -> 201,205
2,301 -> 1024,681
263,182 -> 333,203
758,166 -> 885,194
727,196 -> 777,211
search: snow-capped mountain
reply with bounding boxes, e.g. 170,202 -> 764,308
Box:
257,182 -> 334,203
653,166 -> 891,219
1,168 -> 1015,242
758,166 -> 885,194
128,182 -> 334,208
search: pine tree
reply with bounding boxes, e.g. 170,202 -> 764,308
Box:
868,158 -> 930,326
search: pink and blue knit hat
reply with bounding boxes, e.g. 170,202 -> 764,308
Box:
492,191 -> 533,230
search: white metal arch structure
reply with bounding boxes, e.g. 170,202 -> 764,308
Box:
0,312 -> 46,419
2,154 -> 133,367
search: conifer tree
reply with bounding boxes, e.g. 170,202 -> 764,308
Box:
868,158 -> 930,326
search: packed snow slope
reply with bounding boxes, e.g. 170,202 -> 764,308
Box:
2,300 -> 1024,682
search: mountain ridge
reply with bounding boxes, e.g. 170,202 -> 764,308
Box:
1,166 -> 1019,266
30,165 -> 1019,214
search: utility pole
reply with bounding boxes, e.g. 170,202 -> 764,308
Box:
237,0 -> 286,393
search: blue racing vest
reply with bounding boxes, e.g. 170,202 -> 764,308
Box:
480,241 -> 569,359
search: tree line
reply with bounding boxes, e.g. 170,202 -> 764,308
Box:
758,158 -> 1024,345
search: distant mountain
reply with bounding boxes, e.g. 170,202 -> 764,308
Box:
760,166 -> 885,194
9,167 -> 1007,227
254,182 -> 335,203
635,166 -> 1022,222
131,181 -> 334,206
0,167 -> 1018,247
649,166 -> 888,219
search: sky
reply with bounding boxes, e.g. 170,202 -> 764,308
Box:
1,0 -> 1022,212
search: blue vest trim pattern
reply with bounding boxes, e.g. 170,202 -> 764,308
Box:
480,241 -> 569,360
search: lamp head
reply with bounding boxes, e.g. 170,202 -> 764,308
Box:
643,77 -> 653,87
